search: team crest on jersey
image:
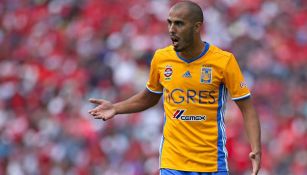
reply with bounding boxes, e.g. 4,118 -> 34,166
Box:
173,109 -> 206,121
164,65 -> 173,81
200,66 -> 212,84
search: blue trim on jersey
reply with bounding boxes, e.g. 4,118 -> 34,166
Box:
160,169 -> 229,175
221,86 -> 229,169
232,93 -> 251,101
217,84 -> 228,171
159,114 -> 166,167
146,85 -> 163,94
176,42 -> 210,63
160,91 -> 167,168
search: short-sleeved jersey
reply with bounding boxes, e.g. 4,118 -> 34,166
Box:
146,42 -> 250,172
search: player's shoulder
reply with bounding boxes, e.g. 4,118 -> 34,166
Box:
208,44 -> 233,59
150,45 -> 174,65
154,45 -> 174,57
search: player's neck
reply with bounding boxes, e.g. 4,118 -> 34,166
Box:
178,40 -> 204,60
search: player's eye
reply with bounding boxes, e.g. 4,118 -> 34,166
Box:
175,21 -> 184,27
167,20 -> 172,26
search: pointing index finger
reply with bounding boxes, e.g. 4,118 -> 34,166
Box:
88,98 -> 105,104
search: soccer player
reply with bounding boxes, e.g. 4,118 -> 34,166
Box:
88,1 -> 261,175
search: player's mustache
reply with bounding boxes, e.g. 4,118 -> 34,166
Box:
170,35 -> 180,42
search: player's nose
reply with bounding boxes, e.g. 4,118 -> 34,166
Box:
168,24 -> 176,34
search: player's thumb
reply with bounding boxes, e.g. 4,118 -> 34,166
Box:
249,152 -> 256,159
88,98 -> 105,105
249,152 -> 260,175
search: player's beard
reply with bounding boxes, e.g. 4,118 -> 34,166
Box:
173,28 -> 194,52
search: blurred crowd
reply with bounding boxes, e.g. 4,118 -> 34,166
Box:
0,0 -> 306,175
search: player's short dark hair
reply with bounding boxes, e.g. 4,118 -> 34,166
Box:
174,1 -> 204,23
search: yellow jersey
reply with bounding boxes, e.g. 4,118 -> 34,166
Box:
146,42 -> 251,172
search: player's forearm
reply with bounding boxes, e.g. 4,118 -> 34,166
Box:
114,97 -> 150,114
114,89 -> 161,114
243,108 -> 261,154
236,98 -> 261,154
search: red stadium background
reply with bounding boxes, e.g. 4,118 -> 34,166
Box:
0,0 -> 306,174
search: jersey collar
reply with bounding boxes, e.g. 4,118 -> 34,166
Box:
176,42 -> 210,63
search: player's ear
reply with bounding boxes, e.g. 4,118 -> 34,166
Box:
194,22 -> 202,33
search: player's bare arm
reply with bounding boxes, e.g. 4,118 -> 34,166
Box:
88,89 -> 162,121
235,97 -> 261,175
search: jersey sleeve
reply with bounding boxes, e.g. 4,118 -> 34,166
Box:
224,54 -> 251,101
146,52 -> 163,94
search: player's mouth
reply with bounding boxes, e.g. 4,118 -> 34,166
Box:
171,36 -> 179,47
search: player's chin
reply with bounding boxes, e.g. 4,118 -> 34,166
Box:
173,45 -> 183,52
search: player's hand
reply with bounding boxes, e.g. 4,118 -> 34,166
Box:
249,151 -> 261,175
88,98 -> 116,121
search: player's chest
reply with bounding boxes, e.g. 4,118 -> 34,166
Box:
158,62 -> 223,90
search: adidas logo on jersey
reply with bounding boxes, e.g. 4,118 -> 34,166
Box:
182,71 -> 192,78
